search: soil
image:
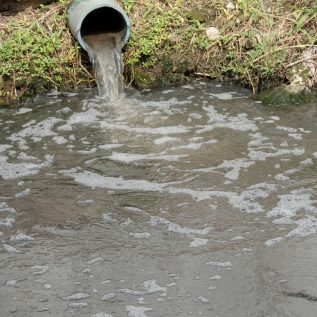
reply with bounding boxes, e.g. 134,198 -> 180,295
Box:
0,0 -> 56,14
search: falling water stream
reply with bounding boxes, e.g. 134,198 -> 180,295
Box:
1,77 -> 317,317
84,33 -> 124,101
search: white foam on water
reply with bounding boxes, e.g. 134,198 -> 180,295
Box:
217,158 -> 255,180
190,238 -> 208,247
130,232 -> 151,239
68,302 -> 88,308
276,126 -> 298,133
43,283 -> 52,289
126,306 -> 153,317
121,218 -> 134,226
17,153 -> 39,161
100,122 -> 189,135
107,152 -> 187,163
91,313 -> 113,317
58,109 -> 102,132
8,117 -> 63,146
77,199 -> 95,206
210,275 -> 222,280
22,120 -> 36,128
3,243 -> 20,253
15,107 -> 33,115
0,202 -> 16,213
197,105 -> 257,133
300,158 -> 313,166
87,257 -> 103,265
30,265 -> 49,275
15,188 -> 31,198
0,144 -> 12,153
154,136 -> 179,145
264,237 -> 283,246
289,133 -> 303,140
98,144 -> 123,150
0,217 -> 15,228
267,188 -> 317,219
286,216 -> 317,238
206,261 -> 232,267
101,293 -> 115,301
198,296 -> 210,303
52,136 -> 68,144
143,280 -> 167,293
61,168 -> 166,192
5,279 -> 25,286
230,236 -> 245,241
150,216 -> 211,236
248,147 -> 305,161
0,154 -> 54,180
63,293 -> 90,301
10,230 -> 33,242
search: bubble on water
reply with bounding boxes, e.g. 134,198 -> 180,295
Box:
126,306 -> 152,317
91,313 -> 113,317
101,293 -> 115,301
43,283 -> 52,289
210,275 -> 221,280
230,236 -> 245,241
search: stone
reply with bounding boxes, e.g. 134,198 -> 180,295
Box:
206,27 -> 220,41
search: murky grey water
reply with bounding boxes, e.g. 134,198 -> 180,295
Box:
1,81 -> 317,316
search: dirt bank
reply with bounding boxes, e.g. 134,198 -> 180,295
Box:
0,0 -> 316,105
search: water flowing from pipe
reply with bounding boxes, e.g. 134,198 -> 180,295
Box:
84,33 -> 124,102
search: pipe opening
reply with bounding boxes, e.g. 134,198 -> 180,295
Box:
80,7 -> 127,38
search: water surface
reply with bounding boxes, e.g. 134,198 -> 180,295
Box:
1,82 -> 317,316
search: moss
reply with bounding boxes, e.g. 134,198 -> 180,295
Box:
258,86 -> 316,106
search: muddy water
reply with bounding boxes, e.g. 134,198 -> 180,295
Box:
84,33 -> 124,101
1,82 -> 317,316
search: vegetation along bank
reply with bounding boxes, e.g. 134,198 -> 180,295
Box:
0,0 -> 316,106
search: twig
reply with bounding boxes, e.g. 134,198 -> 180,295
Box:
285,53 -> 317,68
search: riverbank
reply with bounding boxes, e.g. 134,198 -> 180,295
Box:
0,0 -> 316,105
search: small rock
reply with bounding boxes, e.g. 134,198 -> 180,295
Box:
206,27 -> 220,41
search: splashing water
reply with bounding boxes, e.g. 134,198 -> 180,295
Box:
84,33 -> 124,102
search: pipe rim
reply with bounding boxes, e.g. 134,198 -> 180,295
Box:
69,3 -> 131,51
